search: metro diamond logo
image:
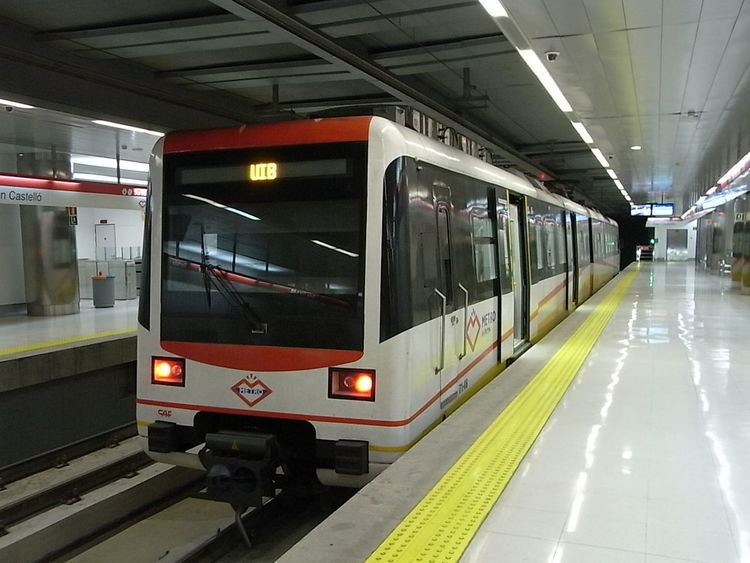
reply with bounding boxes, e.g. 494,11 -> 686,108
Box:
467,310 -> 481,351
231,375 -> 272,408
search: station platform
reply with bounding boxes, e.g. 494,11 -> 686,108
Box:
0,300 -> 137,467
283,262 -> 749,563
0,299 -> 136,364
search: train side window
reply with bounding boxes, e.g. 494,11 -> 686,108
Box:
471,215 -> 498,283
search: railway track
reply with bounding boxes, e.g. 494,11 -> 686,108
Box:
1,429 -> 353,562
0,435 -> 202,562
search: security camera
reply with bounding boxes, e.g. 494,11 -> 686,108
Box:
5,106 -> 13,112
608,154 -> 614,160
545,51 -> 560,62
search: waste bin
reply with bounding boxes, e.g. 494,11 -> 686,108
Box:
92,274 -> 115,308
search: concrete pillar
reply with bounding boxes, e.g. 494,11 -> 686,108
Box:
17,151 -> 79,316
19,206 -> 80,316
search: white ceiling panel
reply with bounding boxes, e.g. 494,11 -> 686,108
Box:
627,26 -> 662,117
701,0 -> 744,20
623,0 -> 662,29
659,23 -> 698,113
581,0 -> 626,33
541,0 -> 590,37
680,17 -> 734,111
664,0 -> 702,25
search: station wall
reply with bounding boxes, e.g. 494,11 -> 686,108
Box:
653,223 -> 697,261
75,207 -> 145,259
0,205 -> 26,306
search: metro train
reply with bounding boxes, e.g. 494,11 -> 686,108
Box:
136,116 -> 619,508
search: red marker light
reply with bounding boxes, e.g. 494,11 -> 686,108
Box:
152,357 -> 185,386
329,368 -> 375,401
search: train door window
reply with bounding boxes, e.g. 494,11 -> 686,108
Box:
471,214 -> 498,283
436,204 -> 454,305
556,212 -> 566,267
496,201 -> 512,294
545,218 -> 556,270
534,220 -> 544,272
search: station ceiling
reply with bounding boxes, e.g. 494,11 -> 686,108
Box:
0,0 -> 748,215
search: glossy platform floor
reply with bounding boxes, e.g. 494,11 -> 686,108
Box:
462,263 -> 749,563
0,299 -> 137,360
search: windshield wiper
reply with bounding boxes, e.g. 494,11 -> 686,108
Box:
200,229 -> 267,335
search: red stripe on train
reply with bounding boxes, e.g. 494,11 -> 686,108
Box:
163,116 -> 373,154
160,341 -> 363,372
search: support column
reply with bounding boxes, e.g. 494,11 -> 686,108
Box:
17,151 -> 79,316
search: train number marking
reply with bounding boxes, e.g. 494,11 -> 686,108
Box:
157,409 -> 172,418
231,374 -> 273,408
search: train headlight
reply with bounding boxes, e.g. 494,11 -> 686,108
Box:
329,368 -> 375,401
152,356 -> 186,386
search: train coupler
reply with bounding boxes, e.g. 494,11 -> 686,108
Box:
196,430 -> 280,511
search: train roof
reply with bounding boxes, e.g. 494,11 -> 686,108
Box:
162,116 -> 615,226
370,117 -> 616,226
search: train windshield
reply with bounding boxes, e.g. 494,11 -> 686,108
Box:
160,142 -> 367,351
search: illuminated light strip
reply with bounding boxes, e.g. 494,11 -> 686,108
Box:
366,270 -> 638,563
0,97 -> 34,109
311,239 -> 359,257
571,122 -> 594,144
73,173 -> 148,186
590,147 -> 610,168
478,0 -> 509,18
71,155 -> 149,173
607,169 -> 618,180
518,49 -> 573,113
93,119 -> 164,137
0,328 -> 136,359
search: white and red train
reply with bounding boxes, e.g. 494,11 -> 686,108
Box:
136,116 -> 619,506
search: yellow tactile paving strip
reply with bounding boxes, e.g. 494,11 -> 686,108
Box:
0,328 -> 136,359
367,270 -> 638,563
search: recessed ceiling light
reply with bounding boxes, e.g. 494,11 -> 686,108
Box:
630,145 -> 642,151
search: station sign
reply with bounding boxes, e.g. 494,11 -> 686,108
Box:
0,174 -> 146,211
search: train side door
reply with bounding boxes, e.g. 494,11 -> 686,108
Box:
432,186 -> 461,410
568,212 -> 578,307
508,196 -> 530,350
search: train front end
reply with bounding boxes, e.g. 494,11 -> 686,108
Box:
136,117 -> 399,508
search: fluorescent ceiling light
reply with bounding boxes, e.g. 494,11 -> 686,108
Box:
717,149 -> 750,186
518,49 -> 573,113
183,193 -> 260,221
93,119 -> 164,137
591,148 -> 610,168
71,155 -> 149,173
606,169 -> 618,180
478,0 -> 509,17
613,179 -> 624,190
630,145 -> 642,151
311,239 -> 359,258
571,122 -> 594,144
72,172 -> 148,186
0,98 -> 34,109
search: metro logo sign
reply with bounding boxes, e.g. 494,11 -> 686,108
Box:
230,375 -> 272,408
466,310 -> 481,351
